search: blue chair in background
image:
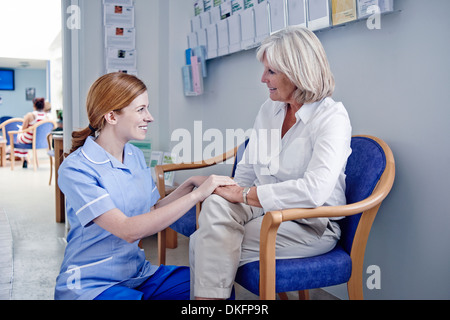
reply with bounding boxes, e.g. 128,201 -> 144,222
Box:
8,120 -> 56,171
234,135 -> 395,300
0,118 -> 24,145
0,116 -> 13,125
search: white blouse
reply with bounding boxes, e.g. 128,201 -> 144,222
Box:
234,97 -> 352,213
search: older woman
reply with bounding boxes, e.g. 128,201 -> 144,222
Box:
189,26 -> 352,300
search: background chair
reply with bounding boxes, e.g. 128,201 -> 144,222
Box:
234,135 -> 395,300
0,118 -> 24,145
9,120 -> 56,171
46,133 -> 55,185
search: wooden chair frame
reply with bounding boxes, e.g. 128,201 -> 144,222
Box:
155,144 -> 240,265
9,120 -> 57,171
154,135 -> 395,300
47,133 -> 54,185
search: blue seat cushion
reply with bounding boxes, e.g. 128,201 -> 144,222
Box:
169,206 -> 197,237
13,143 -> 33,150
235,244 -> 352,295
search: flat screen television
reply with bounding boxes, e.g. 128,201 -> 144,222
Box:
0,69 -> 15,91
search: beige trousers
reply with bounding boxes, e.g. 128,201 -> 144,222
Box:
189,194 -> 340,299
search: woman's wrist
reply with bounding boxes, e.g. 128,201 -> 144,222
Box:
188,176 -> 207,188
242,187 -> 250,204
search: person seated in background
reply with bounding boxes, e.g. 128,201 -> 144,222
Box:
44,101 -> 54,119
7,97 -> 49,168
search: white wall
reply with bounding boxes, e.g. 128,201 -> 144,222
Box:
62,0 -> 161,150
0,68 -> 47,118
63,0 -> 450,299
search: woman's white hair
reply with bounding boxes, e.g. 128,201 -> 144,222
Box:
256,26 -> 335,104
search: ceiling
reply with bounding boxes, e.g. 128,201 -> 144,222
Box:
0,57 -> 48,70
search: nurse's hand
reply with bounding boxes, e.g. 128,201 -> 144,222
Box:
194,175 -> 237,202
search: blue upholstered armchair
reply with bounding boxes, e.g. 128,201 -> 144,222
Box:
235,135 -> 395,299
155,135 -> 395,300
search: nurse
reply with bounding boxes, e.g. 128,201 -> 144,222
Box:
54,72 -> 236,300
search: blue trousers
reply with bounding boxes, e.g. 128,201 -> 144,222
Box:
94,265 -> 190,300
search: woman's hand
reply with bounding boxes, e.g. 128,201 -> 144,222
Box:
214,185 -> 262,208
194,175 -> 237,202
213,185 -> 243,203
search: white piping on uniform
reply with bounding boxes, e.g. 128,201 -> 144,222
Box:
76,194 -> 110,216
81,149 -> 110,165
65,256 -> 113,273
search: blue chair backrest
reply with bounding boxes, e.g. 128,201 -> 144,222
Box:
338,136 -> 387,254
231,139 -> 249,178
0,116 -> 13,124
4,120 -> 23,145
35,122 -> 55,149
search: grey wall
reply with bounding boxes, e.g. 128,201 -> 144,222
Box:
315,0 -> 450,299
63,0 -> 450,299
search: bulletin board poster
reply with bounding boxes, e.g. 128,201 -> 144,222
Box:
331,0 -> 357,25
194,0 -> 204,16
204,0 -> 213,11
244,0 -> 256,9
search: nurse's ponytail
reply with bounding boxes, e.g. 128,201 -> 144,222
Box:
69,126 -> 95,155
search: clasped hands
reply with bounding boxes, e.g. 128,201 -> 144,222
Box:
189,175 -> 247,204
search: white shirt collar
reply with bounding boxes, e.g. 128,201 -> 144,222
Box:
272,98 -> 324,124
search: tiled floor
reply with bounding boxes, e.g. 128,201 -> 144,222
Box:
0,150 -> 338,300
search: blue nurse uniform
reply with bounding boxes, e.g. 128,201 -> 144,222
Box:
54,136 -> 188,300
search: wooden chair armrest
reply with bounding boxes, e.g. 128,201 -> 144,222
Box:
9,124 -> 37,136
8,120 -> 56,137
154,144 -> 239,199
8,124 -> 38,143
277,192 -> 388,222
0,118 -> 24,130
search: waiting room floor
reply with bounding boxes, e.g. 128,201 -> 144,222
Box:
0,150 -> 337,300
